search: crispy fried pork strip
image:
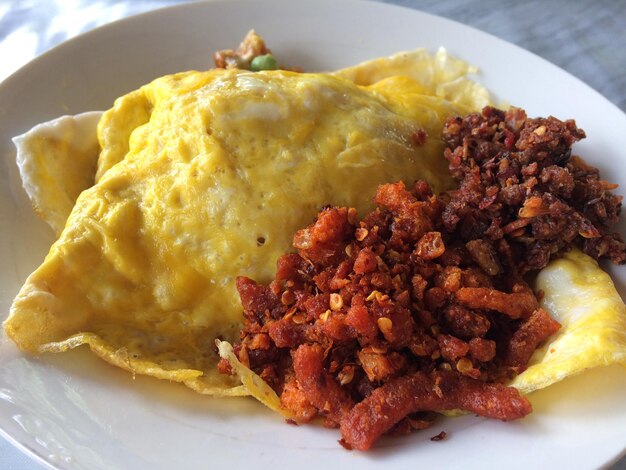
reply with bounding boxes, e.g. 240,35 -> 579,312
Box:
292,343 -> 354,425
504,308 -> 561,370
340,370 -> 531,450
454,287 -> 538,319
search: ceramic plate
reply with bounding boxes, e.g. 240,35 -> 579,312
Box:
1,1 -> 626,468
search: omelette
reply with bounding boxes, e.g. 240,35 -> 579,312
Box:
4,47 -> 626,407
5,50 -> 486,395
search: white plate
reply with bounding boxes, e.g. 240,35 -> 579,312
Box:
1,1 -> 626,469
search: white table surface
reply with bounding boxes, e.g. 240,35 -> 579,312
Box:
1,1 -> 625,469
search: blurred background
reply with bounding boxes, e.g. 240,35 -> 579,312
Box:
0,1 -> 625,469
1,0 -> 624,110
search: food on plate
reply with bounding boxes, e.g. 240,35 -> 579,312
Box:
218,107 -> 626,449
3,35 -> 626,450
4,49 -> 489,395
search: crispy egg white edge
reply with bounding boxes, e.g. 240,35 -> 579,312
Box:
13,111 -> 103,233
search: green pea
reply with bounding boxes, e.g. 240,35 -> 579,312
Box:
250,54 -> 278,71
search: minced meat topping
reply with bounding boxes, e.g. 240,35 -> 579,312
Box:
442,106 -> 625,271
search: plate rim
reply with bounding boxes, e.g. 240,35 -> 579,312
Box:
1,1 -> 626,469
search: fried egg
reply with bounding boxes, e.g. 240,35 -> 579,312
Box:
512,248 -> 626,393
5,60 -> 479,395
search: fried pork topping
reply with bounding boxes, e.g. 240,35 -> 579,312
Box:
222,180 -> 552,450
